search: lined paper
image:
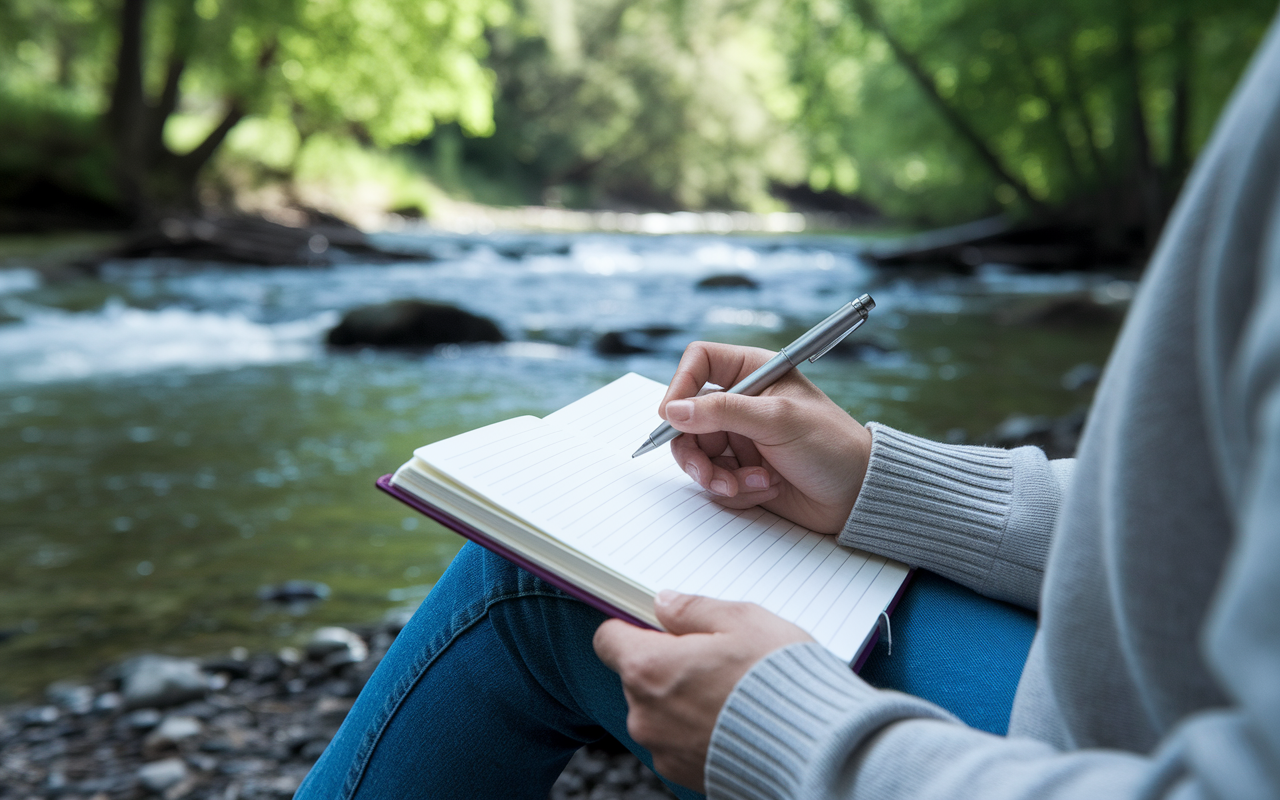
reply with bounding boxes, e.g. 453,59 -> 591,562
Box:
414,373 -> 907,662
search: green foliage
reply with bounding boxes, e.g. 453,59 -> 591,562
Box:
785,0 -> 1276,223
0,0 -> 509,214
472,0 -> 809,210
1,0 -> 1276,224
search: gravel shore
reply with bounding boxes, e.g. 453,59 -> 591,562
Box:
0,616 -> 675,799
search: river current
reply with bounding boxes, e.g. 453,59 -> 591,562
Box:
0,230 -> 1127,699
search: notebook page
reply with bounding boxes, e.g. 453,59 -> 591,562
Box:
415,393 -> 906,661
544,372 -> 670,456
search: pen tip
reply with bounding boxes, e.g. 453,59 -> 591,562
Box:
632,441 -> 654,458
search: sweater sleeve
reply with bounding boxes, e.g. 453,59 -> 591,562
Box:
839,423 -> 1073,610
706,638 -> 1276,800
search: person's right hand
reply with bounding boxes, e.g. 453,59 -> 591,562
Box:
659,341 -> 873,535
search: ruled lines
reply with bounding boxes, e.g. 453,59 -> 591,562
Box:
414,387 -> 908,661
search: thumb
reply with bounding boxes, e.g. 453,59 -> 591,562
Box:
654,590 -> 752,635
663,392 -> 803,445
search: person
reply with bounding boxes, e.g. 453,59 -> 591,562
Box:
296,16 -> 1280,800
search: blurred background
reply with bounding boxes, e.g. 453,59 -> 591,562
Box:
0,0 -> 1274,709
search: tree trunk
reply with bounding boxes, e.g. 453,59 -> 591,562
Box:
1116,2 -> 1163,250
848,0 -> 1044,212
105,0 -> 148,212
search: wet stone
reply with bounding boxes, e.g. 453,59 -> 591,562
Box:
1,630 -> 676,800
145,715 -> 202,748
137,757 -> 188,792
126,708 -> 163,731
46,681 -> 94,714
119,655 -> 209,709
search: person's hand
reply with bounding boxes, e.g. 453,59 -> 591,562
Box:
661,341 -> 872,534
593,591 -> 814,792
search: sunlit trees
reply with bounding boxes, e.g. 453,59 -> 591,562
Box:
475,0 -> 806,210
787,0 -> 1275,240
3,0 -> 507,216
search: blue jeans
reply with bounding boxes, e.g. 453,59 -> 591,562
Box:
296,543 -> 1037,799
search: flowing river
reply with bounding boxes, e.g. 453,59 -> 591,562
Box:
0,230 -> 1128,700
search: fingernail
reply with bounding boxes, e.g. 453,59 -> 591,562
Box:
666,400 -> 693,423
709,479 -> 729,496
656,589 -> 681,607
745,472 -> 768,490
683,463 -> 700,484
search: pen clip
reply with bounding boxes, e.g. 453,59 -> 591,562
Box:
807,318 -> 865,363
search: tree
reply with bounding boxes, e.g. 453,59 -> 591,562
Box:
467,0 -> 807,210
7,0 -> 508,217
786,0 -> 1274,246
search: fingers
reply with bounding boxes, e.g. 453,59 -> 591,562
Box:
661,342 -> 776,410
653,591 -> 756,635
664,390 -> 807,445
651,592 -> 814,646
593,618 -> 668,670
671,433 -> 777,500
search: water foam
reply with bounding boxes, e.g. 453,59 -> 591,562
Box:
0,299 -> 335,385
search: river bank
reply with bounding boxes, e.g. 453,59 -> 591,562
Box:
1,228 -> 1124,700
0,611 -> 676,800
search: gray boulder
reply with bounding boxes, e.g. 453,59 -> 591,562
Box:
306,627 -> 368,667
326,300 -> 504,349
137,758 -> 188,793
696,274 -> 759,290
119,655 -> 208,709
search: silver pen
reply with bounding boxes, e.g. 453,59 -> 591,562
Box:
632,293 -> 876,458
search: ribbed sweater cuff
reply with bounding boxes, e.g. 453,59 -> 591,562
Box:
839,424 -> 1052,608
705,642 -> 951,800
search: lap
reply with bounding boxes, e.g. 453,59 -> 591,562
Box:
858,570 -> 1038,735
299,543 -> 1037,799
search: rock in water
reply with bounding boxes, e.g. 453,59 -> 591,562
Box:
696,274 -> 759,290
326,300 -> 504,349
256,580 -> 331,603
119,655 -> 208,709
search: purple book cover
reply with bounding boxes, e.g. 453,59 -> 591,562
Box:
377,474 -> 912,670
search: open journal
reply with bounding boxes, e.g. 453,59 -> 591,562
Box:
379,372 -> 910,666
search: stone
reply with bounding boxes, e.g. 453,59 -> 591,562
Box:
992,414 -> 1053,444
124,708 -> 164,732
93,692 -> 124,713
119,656 -> 209,709
594,326 -> 682,357
1061,362 -> 1102,391
696,274 -> 759,290
46,681 -> 94,714
22,705 -> 59,726
256,580 -> 331,604
305,627 -> 367,667
326,300 -> 505,349
137,758 -> 188,792
145,716 -> 202,748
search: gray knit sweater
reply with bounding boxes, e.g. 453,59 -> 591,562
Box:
703,18 -> 1280,800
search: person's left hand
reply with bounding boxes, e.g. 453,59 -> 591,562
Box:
593,591 -> 814,792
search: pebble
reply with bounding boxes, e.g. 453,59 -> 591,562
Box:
138,757 -> 188,792
46,680 -> 94,714
146,715 -> 203,747
306,627 -> 368,667
126,707 -> 164,730
119,655 -> 209,709
0,622 -> 675,800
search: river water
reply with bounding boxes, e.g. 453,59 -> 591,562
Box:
0,231 -> 1127,700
